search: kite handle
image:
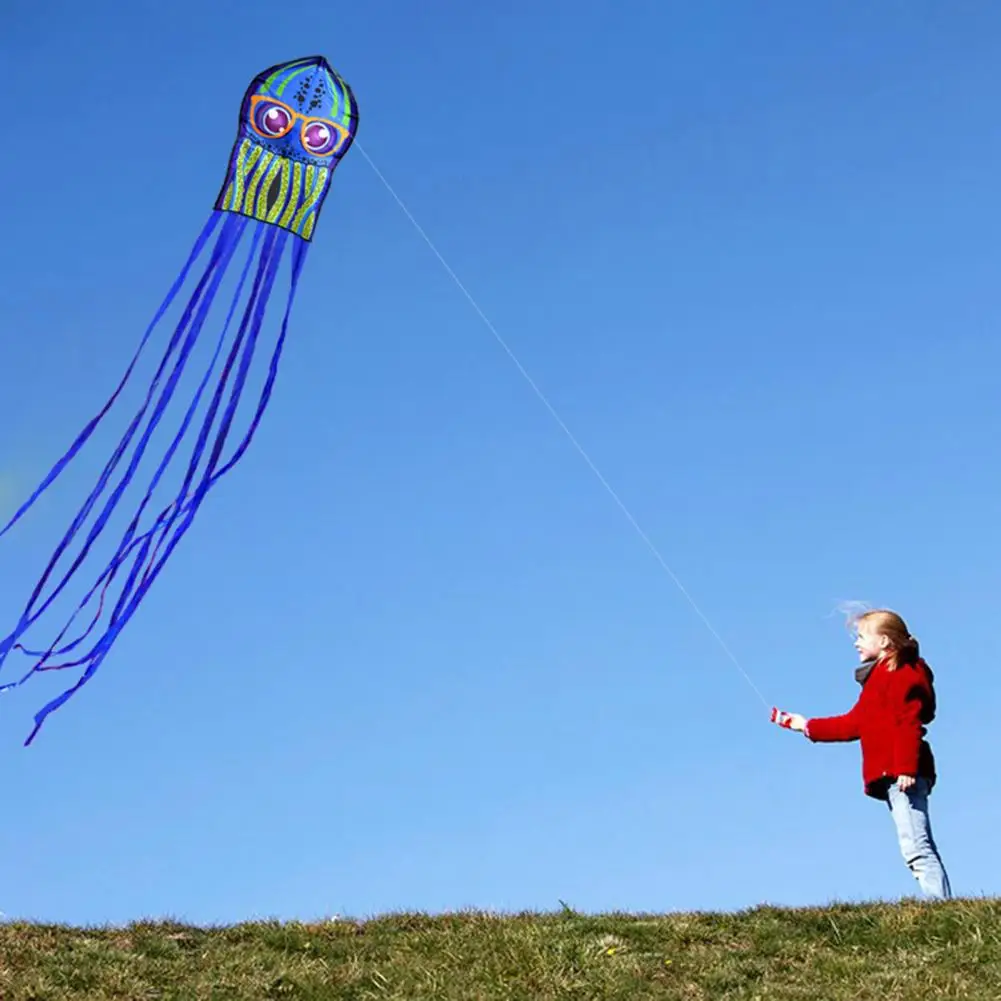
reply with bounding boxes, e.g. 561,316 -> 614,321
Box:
770,707 -> 794,729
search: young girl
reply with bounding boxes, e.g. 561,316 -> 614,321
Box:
775,609 -> 951,901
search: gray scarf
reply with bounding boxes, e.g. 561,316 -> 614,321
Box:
855,658 -> 877,685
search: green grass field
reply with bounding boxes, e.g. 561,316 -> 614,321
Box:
2,897 -> 999,999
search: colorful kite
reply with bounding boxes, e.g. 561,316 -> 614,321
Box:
0,56 -> 359,743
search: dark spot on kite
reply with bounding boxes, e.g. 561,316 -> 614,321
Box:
264,172 -> 281,213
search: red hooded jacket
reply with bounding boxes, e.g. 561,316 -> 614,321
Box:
805,656 -> 937,800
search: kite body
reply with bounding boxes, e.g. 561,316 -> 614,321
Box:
0,56 -> 358,743
217,56 -> 358,239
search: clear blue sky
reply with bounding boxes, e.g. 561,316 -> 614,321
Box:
1,0 -> 999,926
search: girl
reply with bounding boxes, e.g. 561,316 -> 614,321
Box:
776,609 -> 951,901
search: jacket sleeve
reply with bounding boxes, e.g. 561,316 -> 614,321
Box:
805,699 -> 862,742
890,668 -> 930,777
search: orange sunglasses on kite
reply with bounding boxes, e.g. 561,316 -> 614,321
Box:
248,94 -> 351,157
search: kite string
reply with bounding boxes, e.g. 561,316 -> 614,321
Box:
355,141 -> 770,712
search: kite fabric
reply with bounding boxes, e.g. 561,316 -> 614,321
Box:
0,55 -> 359,744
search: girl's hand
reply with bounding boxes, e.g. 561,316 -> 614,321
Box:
772,711 -> 807,732
897,775 -> 916,791
785,713 -> 807,732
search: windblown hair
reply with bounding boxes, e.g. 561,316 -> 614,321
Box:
850,607 -> 920,669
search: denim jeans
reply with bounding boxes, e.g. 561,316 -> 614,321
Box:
886,776 -> 951,900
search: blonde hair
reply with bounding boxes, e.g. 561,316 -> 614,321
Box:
850,608 -> 920,668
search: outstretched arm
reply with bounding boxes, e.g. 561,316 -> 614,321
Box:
771,701 -> 862,741
804,700 -> 863,743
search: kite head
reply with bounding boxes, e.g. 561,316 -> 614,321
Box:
215,55 -> 359,241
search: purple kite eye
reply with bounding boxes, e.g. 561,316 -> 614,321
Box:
302,121 -> 340,155
253,100 -> 293,137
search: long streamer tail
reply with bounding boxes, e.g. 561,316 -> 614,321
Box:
0,210 -> 309,744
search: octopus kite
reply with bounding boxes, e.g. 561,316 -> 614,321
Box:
0,56 -> 359,743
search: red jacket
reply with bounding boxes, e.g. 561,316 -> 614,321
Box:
806,656 -> 937,799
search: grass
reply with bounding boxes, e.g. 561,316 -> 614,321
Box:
2,898 -> 1000,999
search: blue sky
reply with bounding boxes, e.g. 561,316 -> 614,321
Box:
1,0 -> 999,925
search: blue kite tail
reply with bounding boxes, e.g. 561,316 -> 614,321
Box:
0,211 -> 310,744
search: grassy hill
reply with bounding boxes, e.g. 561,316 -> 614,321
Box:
1,898 -> 998,999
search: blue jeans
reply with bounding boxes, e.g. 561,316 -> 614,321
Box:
886,777 -> 951,900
